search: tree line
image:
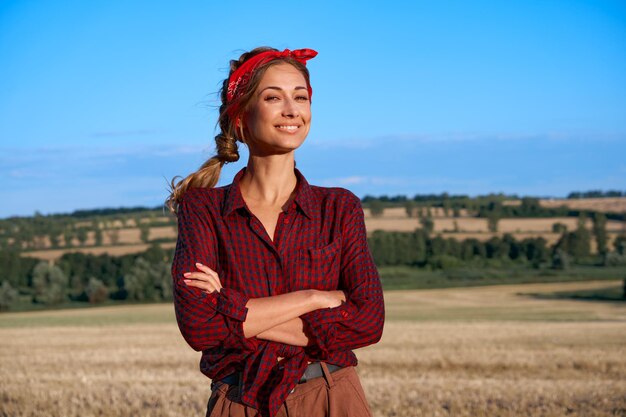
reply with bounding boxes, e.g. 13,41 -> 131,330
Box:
567,190 -> 626,199
2,191 -> 625,252
369,215 -> 626,270
0,243 -> 172,311
366,196 -> 626,223
2,218 -> 625,311
0,212 -> 176,251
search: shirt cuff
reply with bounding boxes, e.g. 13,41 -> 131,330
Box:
300,301 -> 354,359
208,287 -> 259,352
214,287 -> 250,321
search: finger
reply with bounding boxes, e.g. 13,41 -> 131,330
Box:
184,272 -> 221,288
195,263 -> 219,279
184,279 -> 220,293
194,263 -> 222,290
183,271 -> 213,281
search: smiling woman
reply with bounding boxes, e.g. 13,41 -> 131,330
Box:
242,63 -> 312,156
165,47 -> 384,417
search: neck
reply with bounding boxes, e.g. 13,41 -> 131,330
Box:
240,155 -> 298,206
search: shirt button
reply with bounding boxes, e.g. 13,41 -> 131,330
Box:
283,218 -> 289,224
341,311 -> 349,318
210,298 -> 217,305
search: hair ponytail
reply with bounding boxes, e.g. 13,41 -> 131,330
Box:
165,132 -> 240,215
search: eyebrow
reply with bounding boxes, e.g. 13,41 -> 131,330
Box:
258,86 -> 308,94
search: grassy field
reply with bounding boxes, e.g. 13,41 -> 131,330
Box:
1,280 -> 625,417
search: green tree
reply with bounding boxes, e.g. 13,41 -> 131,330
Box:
442,193 -> 451,217
592,212 -> 608,257
0,281 -> 18,311
614,235 -> 626,255
403,200 -> 416,218
123,257 -> 171,301
368,200 -> 385,218
555,225 -> 591,262
32,261 -> 68,305
487,213 -> 500,232
552,223 -> 567,234
522,237 -> 549,268
139,223 -> 150,243
0,248 -> 25,288
63,227 -> 75,247
520,197 -> 541,216
420,217 -> 434,235
76,227 -> 88,246
409,229 -> 428,265
94,227 -> 103,246
85,277 -> 109,304
552,248 -> 570,270
49,233 -> 61,249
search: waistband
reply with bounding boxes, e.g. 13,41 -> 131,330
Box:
218,362 -> 343,386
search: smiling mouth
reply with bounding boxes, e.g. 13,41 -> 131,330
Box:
275,125 -> 300,132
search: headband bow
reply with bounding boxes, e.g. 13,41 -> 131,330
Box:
226,48 -> 318,110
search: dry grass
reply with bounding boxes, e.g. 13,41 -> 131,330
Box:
24,242 -> 177,261
1,281 -> 625,416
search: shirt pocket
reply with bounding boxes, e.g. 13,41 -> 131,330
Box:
296,236 -> 342,291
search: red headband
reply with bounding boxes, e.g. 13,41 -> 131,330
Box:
226,48 -> 317,119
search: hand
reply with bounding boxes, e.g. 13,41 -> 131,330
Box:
318,290 -> 346,309
183,262 -> 222,294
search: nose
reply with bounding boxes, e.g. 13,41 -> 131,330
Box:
282,97 -> 299,118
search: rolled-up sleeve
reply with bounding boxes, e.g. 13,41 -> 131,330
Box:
300,196 -> 385,359
172,189 -> 258,353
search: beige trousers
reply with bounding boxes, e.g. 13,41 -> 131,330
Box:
206,363 -> 373,417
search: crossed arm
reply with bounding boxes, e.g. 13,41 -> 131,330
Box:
183,263 -> 344,346
172,189 -> 384,354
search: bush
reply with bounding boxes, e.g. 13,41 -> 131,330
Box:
0,281 -> 18,311
32,261 -> 68,305
604,253 -> 626,267
552,249 -> 570,270
428,255 -> 461,270
85,277 -> 109,304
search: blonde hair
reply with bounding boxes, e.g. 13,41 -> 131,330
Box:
165,47 -> 312,215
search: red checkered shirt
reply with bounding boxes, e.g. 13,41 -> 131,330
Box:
171,165 -> 385,417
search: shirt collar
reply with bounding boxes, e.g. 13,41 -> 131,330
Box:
221,165 -> 317,220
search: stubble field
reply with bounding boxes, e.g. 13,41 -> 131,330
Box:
1,280 -> 625,417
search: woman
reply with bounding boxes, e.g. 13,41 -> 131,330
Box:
167,47 -> 385,417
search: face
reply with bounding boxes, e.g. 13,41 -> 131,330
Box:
241,63 -> 312,154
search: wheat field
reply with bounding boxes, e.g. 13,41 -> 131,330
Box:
1,280 -> 625,417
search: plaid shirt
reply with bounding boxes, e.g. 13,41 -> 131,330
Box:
171,166 -> 385,417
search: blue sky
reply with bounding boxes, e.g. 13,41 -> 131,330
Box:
1,0 -> 625,218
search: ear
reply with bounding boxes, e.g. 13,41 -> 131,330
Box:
237,119 -> 246,144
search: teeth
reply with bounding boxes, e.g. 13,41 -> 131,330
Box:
276,125 -> 298,130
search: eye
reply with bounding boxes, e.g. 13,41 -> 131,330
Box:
296,95 -> 310,102
264,95 -> 280,102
